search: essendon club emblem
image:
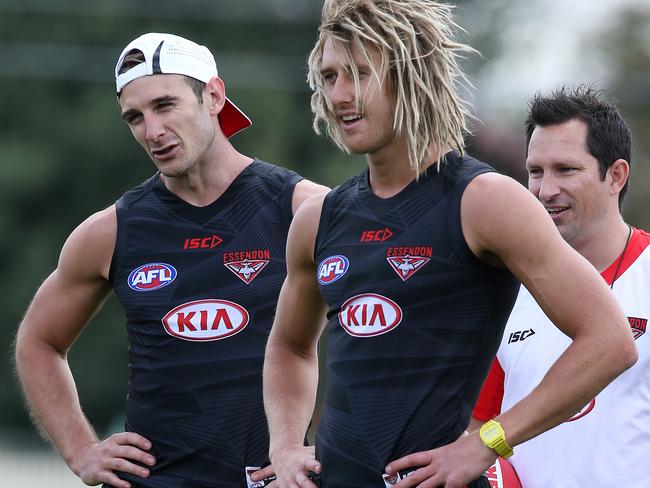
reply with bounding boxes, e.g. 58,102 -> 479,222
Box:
629,316 -> 647,340
386,255 -> 430,281
223,249 -> 271,284
224,259 -> 269,284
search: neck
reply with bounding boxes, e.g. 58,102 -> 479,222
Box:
162,139 -> 253,207
366,142 -> 448,198
574,218 -> 631,273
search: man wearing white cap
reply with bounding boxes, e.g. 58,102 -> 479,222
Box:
14,32 -> 327,488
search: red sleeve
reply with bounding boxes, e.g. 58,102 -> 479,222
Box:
472,358 -> 505,421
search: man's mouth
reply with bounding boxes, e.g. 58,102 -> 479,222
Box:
340,113 -> 363,127
545,206 -> 569,218
152,144 -> 178,159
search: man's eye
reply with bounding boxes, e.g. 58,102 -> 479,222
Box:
126,114 -> 142,125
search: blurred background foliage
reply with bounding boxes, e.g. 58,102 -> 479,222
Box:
2,0 -> 649,451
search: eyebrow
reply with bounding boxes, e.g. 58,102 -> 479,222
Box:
320,65 -> 337,76
121,95 -> 178,121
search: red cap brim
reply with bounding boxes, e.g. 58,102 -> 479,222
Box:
219,98 -> 252,138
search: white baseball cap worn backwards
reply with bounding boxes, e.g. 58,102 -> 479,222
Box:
115,33 -> 251,138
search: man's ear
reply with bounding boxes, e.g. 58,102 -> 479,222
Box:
205,76 -> 226,115
608,159 -> 630,197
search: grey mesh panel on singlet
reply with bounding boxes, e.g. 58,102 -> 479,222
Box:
313,152 -> 519,487
107,160 -> 301,488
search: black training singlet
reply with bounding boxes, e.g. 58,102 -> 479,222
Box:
313,152 -> 519,487
108,160 -> 302,487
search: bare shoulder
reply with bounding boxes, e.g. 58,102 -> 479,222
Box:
462,172 -> 537,216
461,172 -> 558,264
18,206 -> 117,350
292,191 -> 328,230
287,192 -> 328,264
61,205 -> 117,281
292,179 -> 330,215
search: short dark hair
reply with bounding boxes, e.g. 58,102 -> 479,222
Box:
524,85 -> 632,205
117,49 -> 205,104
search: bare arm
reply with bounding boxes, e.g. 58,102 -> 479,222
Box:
291,179 -> 330,215
14,206 -> 154,488
462,174 -> 636,444
467,418 -> 482,433
389,174 -> 637,487
263,194 -> 329,487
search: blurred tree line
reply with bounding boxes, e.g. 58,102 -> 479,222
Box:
1,0 -> 360,446
2,0 -> 649,449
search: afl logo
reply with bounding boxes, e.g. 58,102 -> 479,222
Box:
338,293 -> 402,337
318,255 -> 349,285
128,263 -> 177,291
162,299 -> 249,341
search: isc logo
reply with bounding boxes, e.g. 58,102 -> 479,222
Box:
507,328 -> 535,344
128,263 -> 177,292
183,234 -> 223,250
317,255 -> 349,285
360,227 -> 393,242
338,293 -> 402,337
162,299 -> 249,341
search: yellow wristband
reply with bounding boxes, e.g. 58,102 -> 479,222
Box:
479,419 -> 514,458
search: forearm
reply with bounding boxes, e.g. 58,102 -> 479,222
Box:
264,340 -> 319,457
15,339 -> 98,467
497,328 -> 636,446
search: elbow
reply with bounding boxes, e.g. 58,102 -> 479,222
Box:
609,329 -> 638,376
619,339 -> 638,372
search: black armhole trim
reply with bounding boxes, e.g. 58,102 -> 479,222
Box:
252,159 -> 303,230
451,165 -> 496,267
313,186 -> 339,263
107,174 -> 158,284
281,173 -> 304,229
108,196 -> 127,285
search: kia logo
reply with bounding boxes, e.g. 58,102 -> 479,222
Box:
162,299 -> 249,341
338,293 -> 402,337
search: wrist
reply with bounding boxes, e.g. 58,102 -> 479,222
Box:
479,419 -> 514,459
269,440 -> 300,462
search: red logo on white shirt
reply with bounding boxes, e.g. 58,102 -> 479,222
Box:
628,316 -> 647,340
566,399 -> 596,422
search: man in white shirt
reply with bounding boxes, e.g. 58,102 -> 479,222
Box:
472,86 -> 649,488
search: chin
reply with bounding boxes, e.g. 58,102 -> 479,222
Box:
344,142 -> 378,156
159,165 -> 189,178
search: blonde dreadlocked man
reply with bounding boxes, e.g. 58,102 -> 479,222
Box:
258,1 -> 637,487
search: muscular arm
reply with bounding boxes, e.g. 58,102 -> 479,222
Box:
14,206 -> 154,488
263,194 -> 329,486
291,179 -> 330,215
462,174 -> 637,445
389,174 -> 637,487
